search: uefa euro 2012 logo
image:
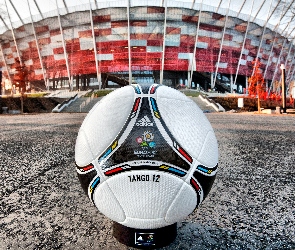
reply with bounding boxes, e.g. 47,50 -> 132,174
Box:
136,131 -> 156,148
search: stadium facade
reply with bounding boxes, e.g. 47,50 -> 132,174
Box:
0,0 -> 295,93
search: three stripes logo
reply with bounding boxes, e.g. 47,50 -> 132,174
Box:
136,115 -> 153,127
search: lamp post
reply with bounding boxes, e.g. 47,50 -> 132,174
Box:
280,64 -> 286,114
0,69 -> 2,96
0,69 -> 2,114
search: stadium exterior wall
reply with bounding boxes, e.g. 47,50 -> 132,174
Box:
0,6 -> 294,91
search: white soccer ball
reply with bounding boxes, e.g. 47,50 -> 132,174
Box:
75,83 -> 218,230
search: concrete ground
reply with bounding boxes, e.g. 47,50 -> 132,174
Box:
0,112 -> 294,250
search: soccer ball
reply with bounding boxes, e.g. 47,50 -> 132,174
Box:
75,83 -> 218,230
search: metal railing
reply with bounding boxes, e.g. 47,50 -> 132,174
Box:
52,94 -> 78,112
199,93 -> 224,112
79,92 -> 95,112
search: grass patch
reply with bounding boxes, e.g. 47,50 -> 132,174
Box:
1,92 -> 49,98
85,89 -> 114,97
180,90 -> 201,97
26,92 -> 49,98
85,88 -> 201,98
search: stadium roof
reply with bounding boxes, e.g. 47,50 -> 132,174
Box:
0,0 -> 294,41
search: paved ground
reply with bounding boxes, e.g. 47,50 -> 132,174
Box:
0,112 -> 294,250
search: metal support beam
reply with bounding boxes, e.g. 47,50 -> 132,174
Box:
280,8 -> 295,36
191,0 -> 196,9
4,0 -> 22,66
32,0 -> 44,19
94,0 -> 98,9
237,0 -> 247,17
252,1 -> 266,21
216,0 -> 223,13
251,0 -> 274,77
188,0 -> 203,88
263,32 -> 278,80
263,2 -> 286,84
245,75 -> 248,94
0,44 -> 12,84
127,0 -> 132,84
89,0 -> 101,89
270,38 -> 288,93
62,0 -> 69,14
55,0 -> 71,88
286,40 -> 295,82
213,0 -> 231,89
266,4 -> 295,95
233,0 -> 255,87
160,0 -> 168,85
281,64 -> 286,113
230,74 -> 233,92
281,0 -> 295,21
263,0 -> 282,24
288,60 -> 295,86
8,0 -> 24,25
27,0 -> 46,85
0,16 -> 9,30
286,54 -> 295,82
284,50 -> 295,94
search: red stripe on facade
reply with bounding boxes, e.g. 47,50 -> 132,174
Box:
199,23 -> 223,32
78,30 -> 93,38
38,37 -> 51,46
111,21 -> 128,28
93,15 -> 111,23
53,47 -> 64,54
97,40 -> 128,48
147,7 -> 165,14
131,21 -> 147,27
182,15 -> 199,23
35,25 -> 49,34
50,29 -> 61,36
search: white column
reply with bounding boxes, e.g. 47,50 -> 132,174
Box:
234,0 -> 255,87
55,0 -> 71,89
230,74 -> 233,93
285,40 -> 295,82
263,2 -> 287,95
251,0 -> 275,77
0,44 -> 12,84
89,0 -> 101,89
4,0 -> 22,65
127,0 -> 132,84
160,0 -> 168,85
32,0 -> 44,18
245,75 -> 248,94
213,0 -> 231,89
27,0 -> 46,85
270,38 -> 288,91
189,0 -> 203,89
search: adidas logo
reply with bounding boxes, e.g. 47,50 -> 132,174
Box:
136,115 -> 153,126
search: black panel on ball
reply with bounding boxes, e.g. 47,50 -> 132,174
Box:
193,171 -> 216,199
77,170 -> 97,195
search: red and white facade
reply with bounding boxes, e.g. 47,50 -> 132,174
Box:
0,1 -> 295,91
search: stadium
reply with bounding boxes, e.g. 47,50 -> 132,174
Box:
0,0 -> 295,94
